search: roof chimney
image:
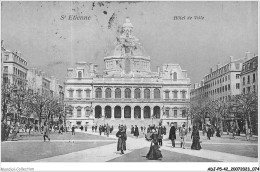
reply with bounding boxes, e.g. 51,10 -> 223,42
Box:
245,51 -> 251,60
216,64 -> 220,70
230,56 -> 234,62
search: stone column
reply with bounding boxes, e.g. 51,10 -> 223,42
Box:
111,107 -> 115,120
151,88 -> 154,99
121,107 -> 124,120
131,107 -> 134,120
122,88 -> 125,99
102,88 -> 105,99
111,88 -> 115,99
141,88 -> 144,99
131,87 -> 134,99
92,106 -> 95,118
141,107 -> 144,120
151,107 -> 154,119
102,107 -> 105,118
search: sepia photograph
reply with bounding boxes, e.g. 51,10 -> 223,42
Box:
1,1 -> 259,171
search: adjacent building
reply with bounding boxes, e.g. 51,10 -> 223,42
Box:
2,49 -> 28,88
191,55 -> 248,106
64,18 -> 191,128
240,55 -> 258,94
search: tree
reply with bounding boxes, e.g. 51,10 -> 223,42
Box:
10,86 -> 30,124
1,84 -> 13,122
27,92 -> 50,130
231,92 -> 258,139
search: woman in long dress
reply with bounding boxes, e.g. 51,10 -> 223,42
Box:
116,125 -> 127,154
146,129 -> 163,160
191,126 -> 201,150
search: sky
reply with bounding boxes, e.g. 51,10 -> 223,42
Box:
1,1 -> 258,85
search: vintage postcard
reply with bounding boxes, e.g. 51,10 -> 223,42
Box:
1,1 -> 258,171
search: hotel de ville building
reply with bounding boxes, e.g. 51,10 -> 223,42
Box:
64,18 -> 191,128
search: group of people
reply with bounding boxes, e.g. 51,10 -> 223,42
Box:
130,125 -> 139,138
169,123 -> 201,150
99,124 -> 114,137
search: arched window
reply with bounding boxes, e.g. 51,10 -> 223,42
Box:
125,88 -> 131,98
95,88 -> 102,99
154,88 -> 160,99
115,88 -> 121,98
144,88 -> 150,99
134,88 -> 141,99
105,88 -> 111,98
78,71 -> 82,78
173,72 -> 177,81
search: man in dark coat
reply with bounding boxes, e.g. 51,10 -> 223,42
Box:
131,125 -> 134,134
99,125 -> 102,135
43,123 -> 50,141
116,125 -> 127,154
71,125 -> 75,135
207,126 -> 211,140
157,124 -> 164,146
134,125 -> 139,138
169,123 -> 176,147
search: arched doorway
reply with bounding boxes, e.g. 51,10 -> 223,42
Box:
154,106 -> 160,119
95,106 -> 102,118
114,106 -> 121,118
124,106 -> 131,118
105,106 -> 111,118
134,106 -> 141,118
144,106 -> 150,119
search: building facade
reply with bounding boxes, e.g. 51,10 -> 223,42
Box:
191,56 -> 246,106
2,49 -> 28,88
64,18 -> 191,128
240,55 -> 258,94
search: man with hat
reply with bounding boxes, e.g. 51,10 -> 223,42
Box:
169,122 -> 176,147
180,123 -> 188,149
116,125 -> 127,154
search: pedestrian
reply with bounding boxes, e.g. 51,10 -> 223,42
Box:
43,123 -> 50,142
141,126 -> 143,133
85,124 -> 88,132
179,124 -> 188,149
207,126 -> 211,140
103,125 -> 107,135
106,124 -> 110,137
95,125 -> 97,133
163,126 -> 166,135
80,125 -> 83,132
169,123 -> 176,147
92,126 -> 94,132
134,125 -> 139,138
188,126 -> 191,133
29,123 -> 33,135
11,123 -> 19,141
71,125 -> 75,135
116,125 -> 127,154
216,127 -> 221,137
191,126 -> 201,150
146,129 -> 162,160
110,125 -> 113,133
157,123 -> 163,146
131,125 -> 134,134
59,125 -> 64,134
99,125 -> 102,135
144,126 -> 146,134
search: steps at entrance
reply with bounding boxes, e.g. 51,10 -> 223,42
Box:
93,118 -> 161,128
